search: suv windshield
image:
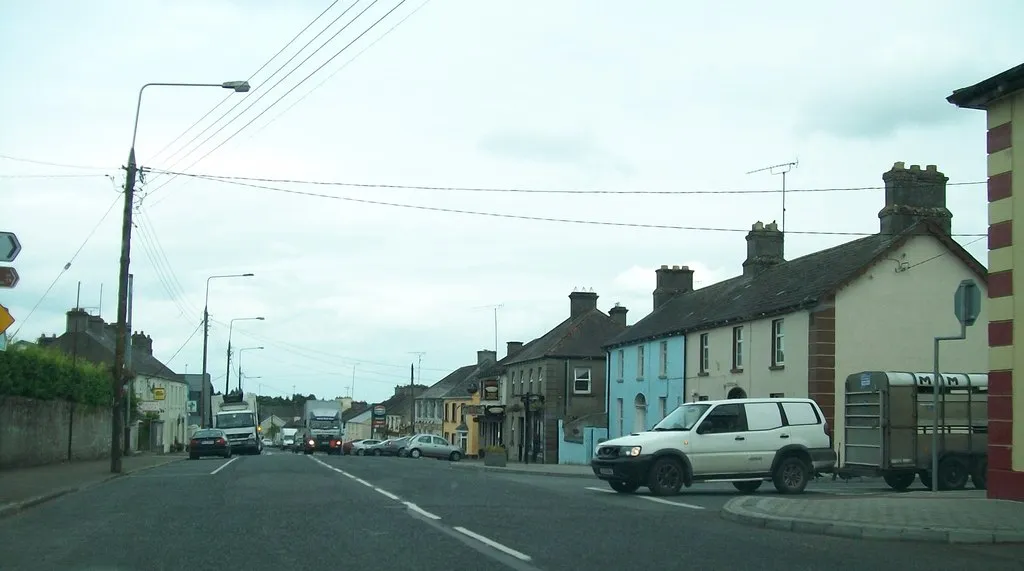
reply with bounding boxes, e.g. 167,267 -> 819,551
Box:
216,412 -> 255,429
652,403 -> 711,431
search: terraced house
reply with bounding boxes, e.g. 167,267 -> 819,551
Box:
603,162 -> 988,458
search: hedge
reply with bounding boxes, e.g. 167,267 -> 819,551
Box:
0,345 -> 111,406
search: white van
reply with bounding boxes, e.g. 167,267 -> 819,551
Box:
590,398 -> 836,495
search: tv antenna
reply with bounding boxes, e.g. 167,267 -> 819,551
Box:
472,303 -> 504,354
746,159 -> 799,232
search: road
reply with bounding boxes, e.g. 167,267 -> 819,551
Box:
1,451 -> 1023,571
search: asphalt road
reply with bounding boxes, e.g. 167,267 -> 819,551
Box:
0,451 -> 1021,571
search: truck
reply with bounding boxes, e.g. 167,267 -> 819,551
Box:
842,371 -> 987,491
214,392 -> 262,455
303,399 -> 344,454
280,427 -> 299,450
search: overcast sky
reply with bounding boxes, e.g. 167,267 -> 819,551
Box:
1,0 -> 1018,405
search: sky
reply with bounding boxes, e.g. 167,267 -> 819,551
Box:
0,0 -> 1019,406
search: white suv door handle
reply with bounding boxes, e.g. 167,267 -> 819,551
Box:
780,434 -> 790,439
734,435 -> 745,441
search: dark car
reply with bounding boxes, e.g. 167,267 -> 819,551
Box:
295,429 -> 316,455
188,429 -> 231,460
373,437 -> 410,457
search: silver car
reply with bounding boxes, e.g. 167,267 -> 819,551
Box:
404,434 -> 464,461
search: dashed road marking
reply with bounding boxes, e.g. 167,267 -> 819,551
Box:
375,487 -> 400,500
210,457 -> 239,475
584,486 -> 705,510
404,501 -> 441,520
453,526 -> 533,562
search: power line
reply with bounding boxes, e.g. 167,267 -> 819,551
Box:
144,0 -> 407,202
0,153 -> 110,171
9,194 -> 121,339
250,0 -> 433,138
0,174 -> 110,179
148,0 -> 352,170
146,168 -> 987,196
165,172 -> 989,238
165,318 -> 204,365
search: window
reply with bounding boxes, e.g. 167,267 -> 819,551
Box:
636,346 -> 645,379
658,340 -> 668,377
528,369 -> 534,393
573,367 -> 592,394
699,333 -> 710,373
616,398 -> 624,436
697,403 -> 746,433
744,402 -> 784,431
771,318 -> 785,366
782,402 -> 820,426
659,396 -> 668,420
617,349 -> 624,380
732,326 -> 743,370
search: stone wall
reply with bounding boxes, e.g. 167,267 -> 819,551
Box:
0,396 -> 111,469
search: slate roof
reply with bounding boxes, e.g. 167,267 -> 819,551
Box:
417,365 -> 478,401
605,222 -> 986,348
41,328 -> 179,381
948,63 -> 1024,110
441,360 -> 500,400
342,401 -> 370,422
504,308 -> 627,366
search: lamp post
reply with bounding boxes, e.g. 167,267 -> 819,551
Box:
110,80 -> 251,474
226,316 -> 265,394
237,346 -> 264,392
200,273 -> 254,429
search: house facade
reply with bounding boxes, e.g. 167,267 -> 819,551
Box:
39,309 -> 188,453
605,284 -> 686,438
375,384 -> 428,438
475,358 -> 508,451
948,63 -> 1024,501
501,291 -> 626,464
608,162 -> 988,462
439,351 -> 493,455
415,364 -> 477,435
344,408 -> 373,440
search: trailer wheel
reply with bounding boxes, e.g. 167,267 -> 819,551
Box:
882,472 -> 916,491
938,456 -> 970,490
971,457 -> 987,490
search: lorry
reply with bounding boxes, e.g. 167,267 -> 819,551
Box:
214,392 -> 262,455
280,427 -> 299,450
303,399 -> 344,454
842,371 -> 987,491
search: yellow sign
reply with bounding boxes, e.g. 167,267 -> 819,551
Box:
0,304 -> 13,335
153,387 -> 166,401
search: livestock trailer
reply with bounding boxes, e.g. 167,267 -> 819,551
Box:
842,371 -> 987,491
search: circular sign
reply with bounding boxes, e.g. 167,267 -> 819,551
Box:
373,405 -> 386,415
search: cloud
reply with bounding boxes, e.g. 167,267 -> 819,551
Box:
478,130 -> 634,176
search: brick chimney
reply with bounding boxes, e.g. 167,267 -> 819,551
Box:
569,290 -> 598,318
742,221 -> 785,278
65,308 -> 90,334
476,349 -> 496,365
87,315 -> 106,335
879,162 -> 952,235
132,331 -> 153,355
506,341 -> 524,359
609,303 -> 628,326
653,265 -> 694,310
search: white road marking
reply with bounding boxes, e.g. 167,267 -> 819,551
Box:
375,487 -> 400,500
585,486 -> 705,509
404,501 -> 441,520
210,457 -> 239,475
453,526 -> 533,562
354,478 -> 373,487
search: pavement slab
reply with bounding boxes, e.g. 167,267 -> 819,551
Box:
722,495 -> 1024,544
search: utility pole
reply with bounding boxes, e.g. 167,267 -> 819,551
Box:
351,363 -> 357,399
110,147 -> 138,474
746,159 -> 799,236
200,306 -> 210,428
123,274 -> 134,456
409,363 -> 415,436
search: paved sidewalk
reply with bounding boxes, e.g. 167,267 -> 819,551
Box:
722,494 -> 1024,544
0,453 -> 185,518
450,459 -> 593,478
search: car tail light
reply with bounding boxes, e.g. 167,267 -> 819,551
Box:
824,421 -> 833,448
189,439 -> 198,447
217,437 -> 226,445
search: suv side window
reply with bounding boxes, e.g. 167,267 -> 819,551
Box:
697,403 -> 747,434
781,401 -> 820,426
744,402 -> 784,431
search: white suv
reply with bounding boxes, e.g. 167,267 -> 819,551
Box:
590,398 -> 836,495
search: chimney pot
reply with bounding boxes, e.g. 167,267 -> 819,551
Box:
476,349 -> 497,365
608,304 -> 628,327
506,341 -> 524,358
879,161 -> 951,236
569,290 -> 599,318
742,219 -> 785,278
653,265 -> 695,310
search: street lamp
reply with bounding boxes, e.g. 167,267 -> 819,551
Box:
109,79 -> 250,474
237,346 -> 264,392
200,273 -> 254,429
226,316 -> 265,394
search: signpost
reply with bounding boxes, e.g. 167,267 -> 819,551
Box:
0,267 -> 18,289
931,279 -> 981,492
371,404 -> 387,437
0,232 -> 20,263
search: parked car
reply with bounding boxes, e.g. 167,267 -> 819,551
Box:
403,434 -> 464,461
188,429 -> 231,460
347,439 -> 381,455
369,437 -> 409,456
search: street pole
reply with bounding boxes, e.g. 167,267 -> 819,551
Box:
225,316 -> 264,395
409,363 -> 415,436
351,364 -> 357,398
200,273 -> 255,426
123,273 -> 134,456
110,147 -> 135,473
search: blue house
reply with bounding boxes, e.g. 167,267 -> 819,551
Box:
603,265 -> 693,439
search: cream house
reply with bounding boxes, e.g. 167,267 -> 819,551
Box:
343,408 -> 372,440
134,370 -> 189,452
616,162 -> 987,460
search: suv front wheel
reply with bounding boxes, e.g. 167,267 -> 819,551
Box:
772,456 -> 811,493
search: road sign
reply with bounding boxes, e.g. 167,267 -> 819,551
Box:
0,267 -> 18,289
153,387 -> 166,401
953,279 -> 981,327
0,304 -> 13,334
0,232 -> 20,263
